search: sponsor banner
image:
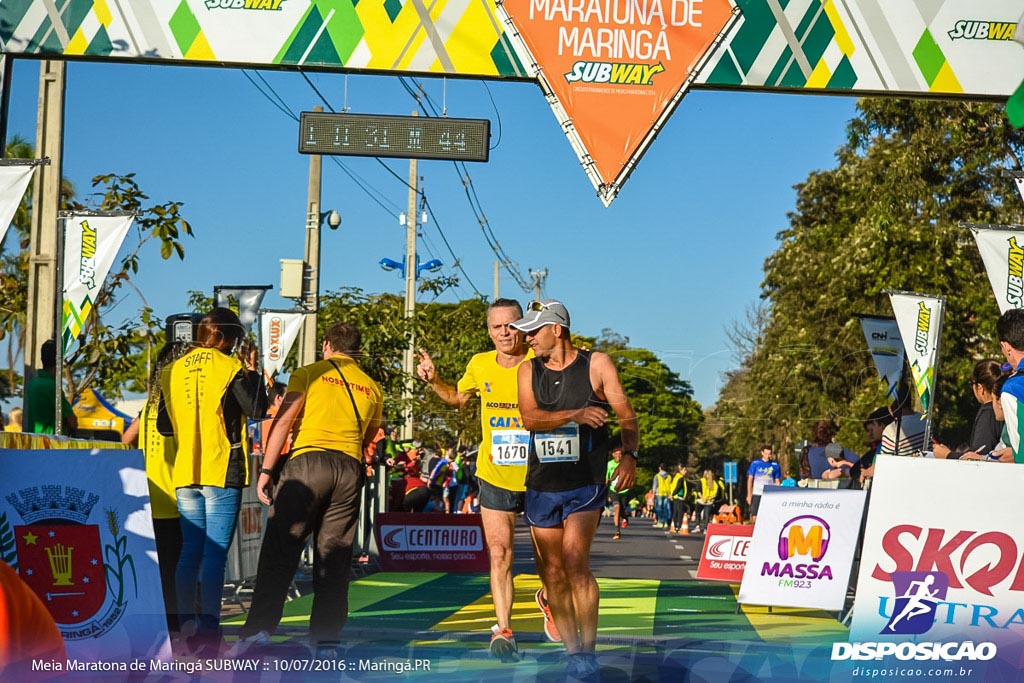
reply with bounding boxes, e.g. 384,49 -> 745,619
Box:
696,523 -> 753,582
888,291 -> 945,413
849,456 -> 1024,651
738,488 -> 866,611
0,448 -> 170,662
856,315 -> 905,401
0,162 -> 35,248
214,286 -> 270,333
375,512 -> 489,572
260,310 -> 304,377
1015,175 -> 1024,205
499,0 -> 738,204
1,1 -> 1019,95
969,224 -> 1024,313
61,213 -> 133,354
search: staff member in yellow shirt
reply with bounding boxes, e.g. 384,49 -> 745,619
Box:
159,308 -> 266,654
240,322 -> 383,651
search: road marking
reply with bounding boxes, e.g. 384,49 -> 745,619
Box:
679,555 -> 694,561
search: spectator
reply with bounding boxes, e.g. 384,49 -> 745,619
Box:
695,469 -> 722,533
998,308 -> 1024,462
158,308 -> 267,655
851,406 -> 892,490
4,407 -> 22,433
878,388 -> 927,457
803,420 -> 859,480
670,464 -> 692,534
24,340 -> 76,435
653,464 -> 672,529
933,360 -> 1004,461
401,458 -> 431,512
121,340 -> 190,633
746,445 -> 781,522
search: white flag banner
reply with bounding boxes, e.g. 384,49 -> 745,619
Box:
888,291 -> 944,413
0,163 -> 36,248
61,214 -> 134,353
856,315 -> 905,401
1014,175 -> 1024,206
260,310 -> 304,377
215,286 -> 271,333
969,224 -> 1024,313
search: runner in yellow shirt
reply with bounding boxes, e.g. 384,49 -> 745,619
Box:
416,299 -> 557,662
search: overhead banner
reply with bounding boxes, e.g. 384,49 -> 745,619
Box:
849,456 -> 1024,661
0,162 -> 36,248
0,448 -> 171,664
887,290 -> 945,413
260,310 -> 304,377
3,3 -> 1022,205
737,488 -> 866,611
214,285 -> 271,334
856,315 -> 905,401
968,223 -> 1024,313
499,0 -> 738,205
61,213 -> 133,354
696,522 -> 753,583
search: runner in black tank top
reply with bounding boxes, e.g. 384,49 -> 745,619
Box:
526,349 -> 610,492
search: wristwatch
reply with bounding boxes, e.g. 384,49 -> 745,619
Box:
259,467 -> 275,476
622,450 -> 639,461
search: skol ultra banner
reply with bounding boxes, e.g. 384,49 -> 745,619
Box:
856,314 -> 905,401
887,291 -> 945,413
845,456 -> 1024,677
0,162 -> 36,248
260,310 -> 305,377
0,448 -> 171,664
498,0 -> 739,204
61,213 -> 133,353
969,224 -> 1024,314
737,487 -> 865,611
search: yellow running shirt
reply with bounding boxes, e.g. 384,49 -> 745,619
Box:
287,357 -> 383,461
457,349 -> 533,492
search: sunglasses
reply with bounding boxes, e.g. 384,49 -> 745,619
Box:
528,300 -> 557,312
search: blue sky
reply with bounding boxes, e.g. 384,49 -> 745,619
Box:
2,59 -> 858,407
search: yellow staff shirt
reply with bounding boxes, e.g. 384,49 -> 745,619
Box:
287,357 -> 383,460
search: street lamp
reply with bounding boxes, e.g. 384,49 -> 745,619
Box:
378,256 -> 443,279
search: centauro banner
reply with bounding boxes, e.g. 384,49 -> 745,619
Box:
856,315 -> 904,401
61,213 -> 134,354
968,224 -> 1024,314
0,163 -> 36,248
260,310 -> 305,377
887,290 -> 944,413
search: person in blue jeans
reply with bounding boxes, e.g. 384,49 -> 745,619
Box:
159,308 -> 267,654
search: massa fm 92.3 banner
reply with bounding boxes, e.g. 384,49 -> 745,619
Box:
2,1 -> 1022,204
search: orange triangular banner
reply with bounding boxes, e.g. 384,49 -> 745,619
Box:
500,0 -> 737,204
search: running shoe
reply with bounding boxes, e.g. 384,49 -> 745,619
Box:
535,588 -> 562,642
489,625 -> 519,662
612,531 -> 621,540
621,519 -> 628,528
566,652 -> 601,682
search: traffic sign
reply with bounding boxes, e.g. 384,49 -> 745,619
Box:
723,461 -> 738,484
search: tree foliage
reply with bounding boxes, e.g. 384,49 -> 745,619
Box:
696,99 -> 1024,476
0,159 -> 194,401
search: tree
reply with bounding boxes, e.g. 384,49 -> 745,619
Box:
0,164 -> 194,401
697,99 -> 1024,466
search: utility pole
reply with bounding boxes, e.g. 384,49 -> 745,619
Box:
529,268 -> 548,302
298,105 -> 323,367
24,61 -> 65,396
401,112 -> 419,441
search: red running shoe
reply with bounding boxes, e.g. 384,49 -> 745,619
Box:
535,589 -> 562,643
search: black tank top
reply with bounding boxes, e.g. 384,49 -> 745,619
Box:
526,349 -> 610,491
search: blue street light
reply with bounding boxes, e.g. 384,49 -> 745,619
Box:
379,256 -> 443,279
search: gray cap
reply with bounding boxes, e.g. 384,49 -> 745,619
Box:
510,299 -> 571,333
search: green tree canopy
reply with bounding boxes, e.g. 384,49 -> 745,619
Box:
696,99 -> 1024,475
